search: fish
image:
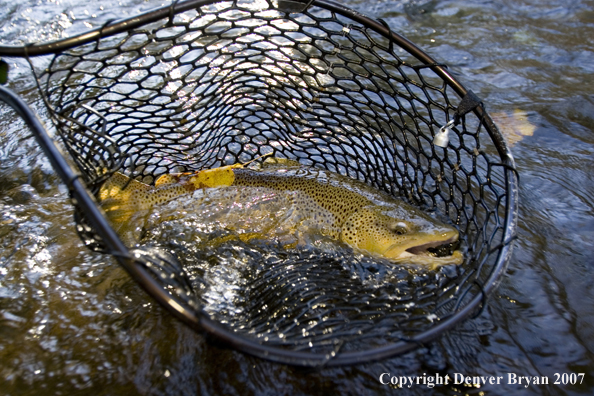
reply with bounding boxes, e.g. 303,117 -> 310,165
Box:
99,158 -> 462,266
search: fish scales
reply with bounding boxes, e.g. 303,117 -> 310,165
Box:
98,160 -> 463,266
232,168 -> 371,239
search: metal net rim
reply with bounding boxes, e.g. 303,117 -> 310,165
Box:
0,0 -> 519,367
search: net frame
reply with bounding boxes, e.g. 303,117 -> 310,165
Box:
0,0 -> 518,366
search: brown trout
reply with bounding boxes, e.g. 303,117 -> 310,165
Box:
99,158 -> 462,266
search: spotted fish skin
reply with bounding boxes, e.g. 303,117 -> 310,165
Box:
99,162 -> 462,265
231,168 -> 371,240
228,168 -> 460,264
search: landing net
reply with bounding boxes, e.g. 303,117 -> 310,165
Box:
0,0 -> 518,366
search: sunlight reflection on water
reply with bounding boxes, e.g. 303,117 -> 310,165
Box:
0,0 -> 593,395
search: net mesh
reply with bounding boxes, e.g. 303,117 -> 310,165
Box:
29,0 -> 516,364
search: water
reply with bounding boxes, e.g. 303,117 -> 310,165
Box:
1,0 -> 593,394
129,167 -> 463,352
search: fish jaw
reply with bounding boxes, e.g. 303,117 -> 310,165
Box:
390,250 -> 464,269
341,205 -> 463,266
382,230 -> 459,260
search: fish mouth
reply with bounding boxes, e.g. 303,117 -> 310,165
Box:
384,233 -> 459,260
404,234 -> 459,256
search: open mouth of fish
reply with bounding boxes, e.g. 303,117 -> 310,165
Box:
400,234 -> 460,258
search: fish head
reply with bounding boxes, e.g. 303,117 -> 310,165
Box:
340,204 -> 462,266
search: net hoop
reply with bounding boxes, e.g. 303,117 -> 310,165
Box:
0,0 -> 518,366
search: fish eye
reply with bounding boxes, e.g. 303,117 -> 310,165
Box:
388,221 -> 408,235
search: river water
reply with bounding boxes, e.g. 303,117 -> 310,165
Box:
0,0 -> 593,395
